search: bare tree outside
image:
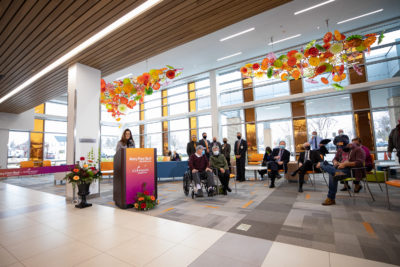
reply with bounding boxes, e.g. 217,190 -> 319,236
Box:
307,117 -> 337,139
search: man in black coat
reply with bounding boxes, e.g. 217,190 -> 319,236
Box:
186,135 -> 198,157
333,129 -> 349,150
198,132 -> 212,159
267,141 -> 290,188
211,137 -> 222,152
234,132 -> 247,182
291,142 -> 321,192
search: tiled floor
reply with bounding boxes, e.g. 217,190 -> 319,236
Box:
0,182 -> 396,267
1,173 -> 400,266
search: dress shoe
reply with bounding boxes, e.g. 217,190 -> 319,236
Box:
322,198 -> 336,206
290,171 -> 297,177
226,186 -> 232,192
354,184 -> 362,193
208,187 -> 215,196
298,187 -> 303,193
269,184 -> 275,188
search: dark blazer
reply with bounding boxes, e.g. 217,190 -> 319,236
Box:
298,150 -> 321,165
234,139 -> 248,157
270,148 -> 290,171
198,139 -> 212,156
211,141 -> 222,151
221,143 -> 231,158
186,141 -> 198,157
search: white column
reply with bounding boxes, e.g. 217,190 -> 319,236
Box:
210,70 -> 219,139
67,63 -> 101,200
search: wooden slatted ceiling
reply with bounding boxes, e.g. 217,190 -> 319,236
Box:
0,0 -> 291,113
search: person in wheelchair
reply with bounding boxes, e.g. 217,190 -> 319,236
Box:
210,146 -> 232,195
189,145 -> 215,197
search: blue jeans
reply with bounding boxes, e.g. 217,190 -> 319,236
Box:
321,162 -> 351,200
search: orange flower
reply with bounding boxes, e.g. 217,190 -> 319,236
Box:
138,197 -> 144,201
120,97 -> 128,105
292,69 -> 300,80
153,82 -> 160,90
332,75 -> 341,82
73,176 -> 79,181
321,77 -> 329,84
340,73 -> 346,80
261,58 -> 269,67
252,63 -> 260,71
83,164 -> 88,168
281,73 -> 288,82
240,67 -> 248,75
73,169 -> 79,173
134,203 -> 139,209
287,57 -> 297,66
150,196 -> 155,201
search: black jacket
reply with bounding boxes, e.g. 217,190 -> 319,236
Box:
234,139 -> 248,157
388,124 -> 400,153
211,141 -> 222,151
221,143 -> 231,158
298,150 -> 320,165
271,148 -> 290,172
333,134 -> 349,148
186,141 -> 198,157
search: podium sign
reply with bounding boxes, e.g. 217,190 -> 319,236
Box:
113,148 -> 157,209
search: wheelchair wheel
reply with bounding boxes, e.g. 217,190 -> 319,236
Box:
183,171 -> 191,196
191,190 -> 194,199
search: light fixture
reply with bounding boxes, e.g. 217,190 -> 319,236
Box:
0,0 -> 162,104
294,0 -> 335,15
116,73 -> 133,80
337,9 -> 383,24
220,28 -> 255,42
217,52 -> 242,61
268,34 -> 301,45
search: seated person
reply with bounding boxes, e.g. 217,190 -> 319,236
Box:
291,142 -> 321,193
171,151 -> 181,161
189,145 -> 215,197
318,139 -> 331,158
259,146 -> 272,179
267,141 -> 290,188
319,141 -> 366,206
210,146 -> 231,195
341,137 -> 371,192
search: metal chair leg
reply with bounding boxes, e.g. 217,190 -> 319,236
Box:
385,182 -> 390,209
364,178 -> 375,202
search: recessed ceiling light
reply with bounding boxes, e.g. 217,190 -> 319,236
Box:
0,0 -> 162,104
217,52 -> 242,61
337,9 -> 383,24
294,0 -> 335,15
269,34 -> 301,45
220,28 -> 255,42
116,73 -> 133,80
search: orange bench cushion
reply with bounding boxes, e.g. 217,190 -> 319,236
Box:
386,180 -> 400,188
101,161 -> 114,176
20,161 -> 34,168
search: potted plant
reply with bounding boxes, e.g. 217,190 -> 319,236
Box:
133,183 -> 158,211
64,149 -> 102,208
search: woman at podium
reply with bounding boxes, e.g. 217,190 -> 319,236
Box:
116,129 -> 135,151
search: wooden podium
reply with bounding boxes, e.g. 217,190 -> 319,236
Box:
113,148 -> 157,209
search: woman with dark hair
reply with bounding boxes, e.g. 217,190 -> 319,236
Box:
115,129 -> 135,151
259,146 -> 272,179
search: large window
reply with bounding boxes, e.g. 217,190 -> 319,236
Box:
306,95 -> 352,116
256,120 -> 294,156
256,103 -> 291,121
196,79 -> 211,110
45,102 -> 67,117
168,84 -> 188,116
7,131 -> 30,168
45,120 -> 67,133
145,122 -> 162,155
145,92 -> 161,119
100,125 -> 122,159
306,114 -> 354,152
197,114 -> 212,139
44,133 -> 66,164
373,110 -> 391,160
217,70 -> 243,106
253,77 -> 289,100
169,118 -> 189,157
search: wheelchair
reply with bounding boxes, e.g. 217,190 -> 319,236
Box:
183,169 -> 218,199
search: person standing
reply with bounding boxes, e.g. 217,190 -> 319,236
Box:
115,129 -> 135,151
221,138 -> 231,168
211,137 -> 222,152
234,132 -> 247,182
186,135 -> 198,157
198,132 -> 211,159
267,141 -> 290,188
309,131 -> 322,150
333,129 -> 349,150
291,142 -> 321,192
388,119 -> 400,163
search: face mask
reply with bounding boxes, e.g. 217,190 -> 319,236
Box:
279,145 -> 285,149
237,136 -> 241,140
339,132 -> 343,136
213,151 -> 219,156
213,139 -> 216,142
223,140 -> 227,144
305,146 -> 310,150
192,138 -> 197,142
312,134 -> 317,137
203,136 -> 207,139
202,150 -> 205,155
343,147 -> 350,152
